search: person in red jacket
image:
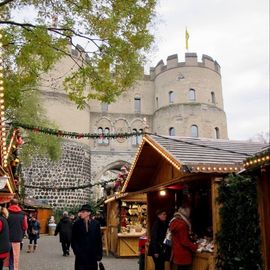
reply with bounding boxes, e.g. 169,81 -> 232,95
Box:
0,206 -> 10,270
7,199 -> 28,270
169,207 -> 198,270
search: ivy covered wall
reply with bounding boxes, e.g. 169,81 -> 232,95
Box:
216,174 -> 262,270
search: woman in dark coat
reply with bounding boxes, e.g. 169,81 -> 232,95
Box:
27,216 -> 40,253
71,204 -> 102,270
148,209 -> 168,270
55,211 -> 73,256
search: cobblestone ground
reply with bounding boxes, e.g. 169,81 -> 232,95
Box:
13,235 -> 139,270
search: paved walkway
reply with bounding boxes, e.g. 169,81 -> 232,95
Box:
13,235 -> 139,270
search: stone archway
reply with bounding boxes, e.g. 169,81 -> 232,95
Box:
91,160 -> 130,201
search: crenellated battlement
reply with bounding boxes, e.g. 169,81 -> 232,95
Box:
150,53 -> 221,79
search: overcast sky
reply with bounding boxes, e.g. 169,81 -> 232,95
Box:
12,1 -> 269,141
147,0 -> 269,141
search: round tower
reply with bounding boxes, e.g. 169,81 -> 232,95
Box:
151,53 -> 228,139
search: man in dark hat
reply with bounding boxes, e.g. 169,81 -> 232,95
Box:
71,204 -> 103,270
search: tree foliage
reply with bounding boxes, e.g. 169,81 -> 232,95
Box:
0,0 -> 157,162
1,0 -> 157,106
216,174 -> 262,270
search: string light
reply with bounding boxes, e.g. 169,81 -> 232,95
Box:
244,152 -> 270,168
0,31 -> 8,167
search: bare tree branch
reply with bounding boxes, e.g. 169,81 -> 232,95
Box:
0,20 -> 107,50
0,0 -> 15,7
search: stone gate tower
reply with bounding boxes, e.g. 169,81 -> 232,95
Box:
22,50 -> 228,209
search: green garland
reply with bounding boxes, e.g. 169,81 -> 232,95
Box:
216,174 -> 262,270
24,178 -> 117,191
12,122 -> 144,139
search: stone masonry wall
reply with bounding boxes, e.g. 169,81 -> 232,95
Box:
22,140 -> 91,209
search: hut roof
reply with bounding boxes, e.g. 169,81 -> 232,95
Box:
148,134 -> 266,165
23,198 -> 52,209
122,134 -> 267,193
243,145 -> 270,170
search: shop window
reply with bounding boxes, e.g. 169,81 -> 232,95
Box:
191,125 -> 198,137
214,127 -> 220,139
169,91 -> 174,104
169,127 -> 176,136
211,92 -> 215,104
189,89 -> 196,101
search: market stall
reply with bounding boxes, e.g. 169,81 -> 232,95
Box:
122,134 -> 266,270
23,197 -> 53,234
243,147 -> 270,270
105,193 -> 147,257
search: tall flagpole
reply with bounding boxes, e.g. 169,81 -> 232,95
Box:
185,27 -> 189,51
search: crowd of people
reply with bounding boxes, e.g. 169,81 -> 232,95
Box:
0,200 -> 105,270
1,199 -> 199,270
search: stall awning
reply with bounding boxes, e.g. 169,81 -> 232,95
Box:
0,193 -> 15,204
122,134 -> 267,193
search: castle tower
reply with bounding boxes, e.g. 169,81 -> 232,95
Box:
22,49 -> 229,209
151,53 -> 228,139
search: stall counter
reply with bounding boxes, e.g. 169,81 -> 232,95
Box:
117,232 -> 145,257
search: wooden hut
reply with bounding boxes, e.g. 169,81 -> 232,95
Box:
243,146 -> 270,270
122,134 -> 266,270
105,193 -> 147,257
23,198 -> 53,234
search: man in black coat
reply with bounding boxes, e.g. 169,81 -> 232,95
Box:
71,205 -> 102,270
55,211 -> 73,256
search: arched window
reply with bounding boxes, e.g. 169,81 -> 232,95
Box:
191,125 -> 198,137
132,128 -> 138,145
134,97 -> 141,113
211,92 -> 216,104
169,127 -> 176,136
138,129 -> 143,143
214,127 -> 220,139
103,127 -> 110,144
97,127 -> 103,144
97,127 -> 110,144
169,91 -> 174,104
189,89 -> 196,101
132,129 -> 144,145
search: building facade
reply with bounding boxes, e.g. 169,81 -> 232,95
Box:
22,48 -> 228,209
